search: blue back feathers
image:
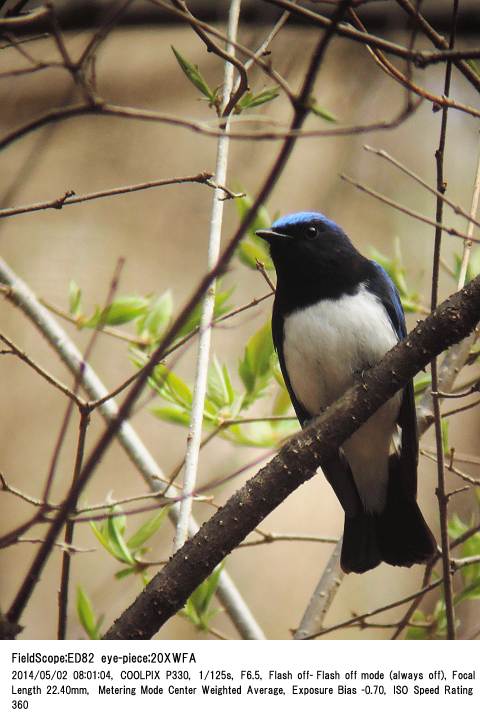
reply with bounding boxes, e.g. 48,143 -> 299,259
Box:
371,261 -> 406,340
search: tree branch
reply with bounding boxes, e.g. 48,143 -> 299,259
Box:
104,274 -> 480,639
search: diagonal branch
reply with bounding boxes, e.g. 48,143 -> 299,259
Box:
104,274 -> 480,639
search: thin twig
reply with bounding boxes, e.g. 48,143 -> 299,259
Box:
0,171 -> 232,219
57,409 -> 89,639
0,333 -> 85,406
340,174 -> 480,244
429,0 -> 459,641
238,532 -> 338,548
363,145 -> 480,232
347,9 -> 480,122
174,0 -> 242,553
395,0 -> 480,93
421,449 -> 480,489
0,97 -> 420,152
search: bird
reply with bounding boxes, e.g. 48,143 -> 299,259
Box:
256,211 -> 436,574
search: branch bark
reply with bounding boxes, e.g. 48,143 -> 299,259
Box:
104,274 -> 480,639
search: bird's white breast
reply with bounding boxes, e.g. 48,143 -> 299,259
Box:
283,283 -> 397,413
283,283 -> 402,511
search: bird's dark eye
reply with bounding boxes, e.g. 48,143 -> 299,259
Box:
305,225 -> 319,240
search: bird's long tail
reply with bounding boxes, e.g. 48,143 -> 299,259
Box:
341,458 -> 436,574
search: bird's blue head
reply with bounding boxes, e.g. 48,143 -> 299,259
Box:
256,211 -> 360,284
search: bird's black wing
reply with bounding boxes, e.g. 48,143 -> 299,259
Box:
368,262 -> 418,497
271,299 -> 362,517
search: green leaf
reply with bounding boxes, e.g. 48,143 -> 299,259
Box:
235,193 -> 274,271
178,284 -> 234,338
89,520 -> 111,552
68,280 -> 82,317
102,296 -> 149,326
137,291 -> 173,340
76,586 -> 101,640
114,567 -> 137,580
127,508 -> 169,551
448,512 -> 468,540
307,96 -> 337,122
441,418 -> 450,456
272,385 -> 293,416
405,610 -> 428,640
226,418 -> 297,448
456,578 -> 480,604
151,365 -> 193,408
466,59 -> 480,79
151,406 -> 191,426
106,514 -> 135,565
172,46 -> 215,101
413,372 -> 431,396
207,355 -> 231,409
222,363 -> 235,407
237,237 -> 273,270
237,86 -> 279,111
454,248 -> 480,286
238,321 -> 274,402
183,565 -> 224,629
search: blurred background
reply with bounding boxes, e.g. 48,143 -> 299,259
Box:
1,0 -> 479,639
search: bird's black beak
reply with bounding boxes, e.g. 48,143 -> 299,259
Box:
256,228 -> 292,244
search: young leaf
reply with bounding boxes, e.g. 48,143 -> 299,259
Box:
272,385 -> 293,416
237,236 -> 273,270
236,86 -> 279,111
413,372 -> 431,396
77,586 -> 101,640
68,280 -> 82,317
405,610 -> 428,640
106,514 -> 135,565
183,564 -> 224,629
151,365 -> 193,408
178,284 -> 234,338
441,418 -> 450,457
235,193 -> 274,271
466,59 -> 480,79
171,46 -> 215,101
151,406 -> 191,426
137,291 -> 173,341
102,296 -> 149,326
207,355 -> 231,409
307,95 -> 337,122
238,321 -> 274,399
127,507 -> 169,551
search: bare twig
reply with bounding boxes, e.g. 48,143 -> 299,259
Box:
0,96 -> 420,152
0,171 -> 232,219
239,532 -> 338,548
395,0 -> 480,93
340,174 -> 480,244
429,0 -> 459,641
174,0 -> 242,553
0,333 -> 84,406
294,539 -> 343,639
0,7 -> 49,29
256,260 -> 276,292
347,9 -> 480,122
57,409 -> 89,639
363,145 -> 480,232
